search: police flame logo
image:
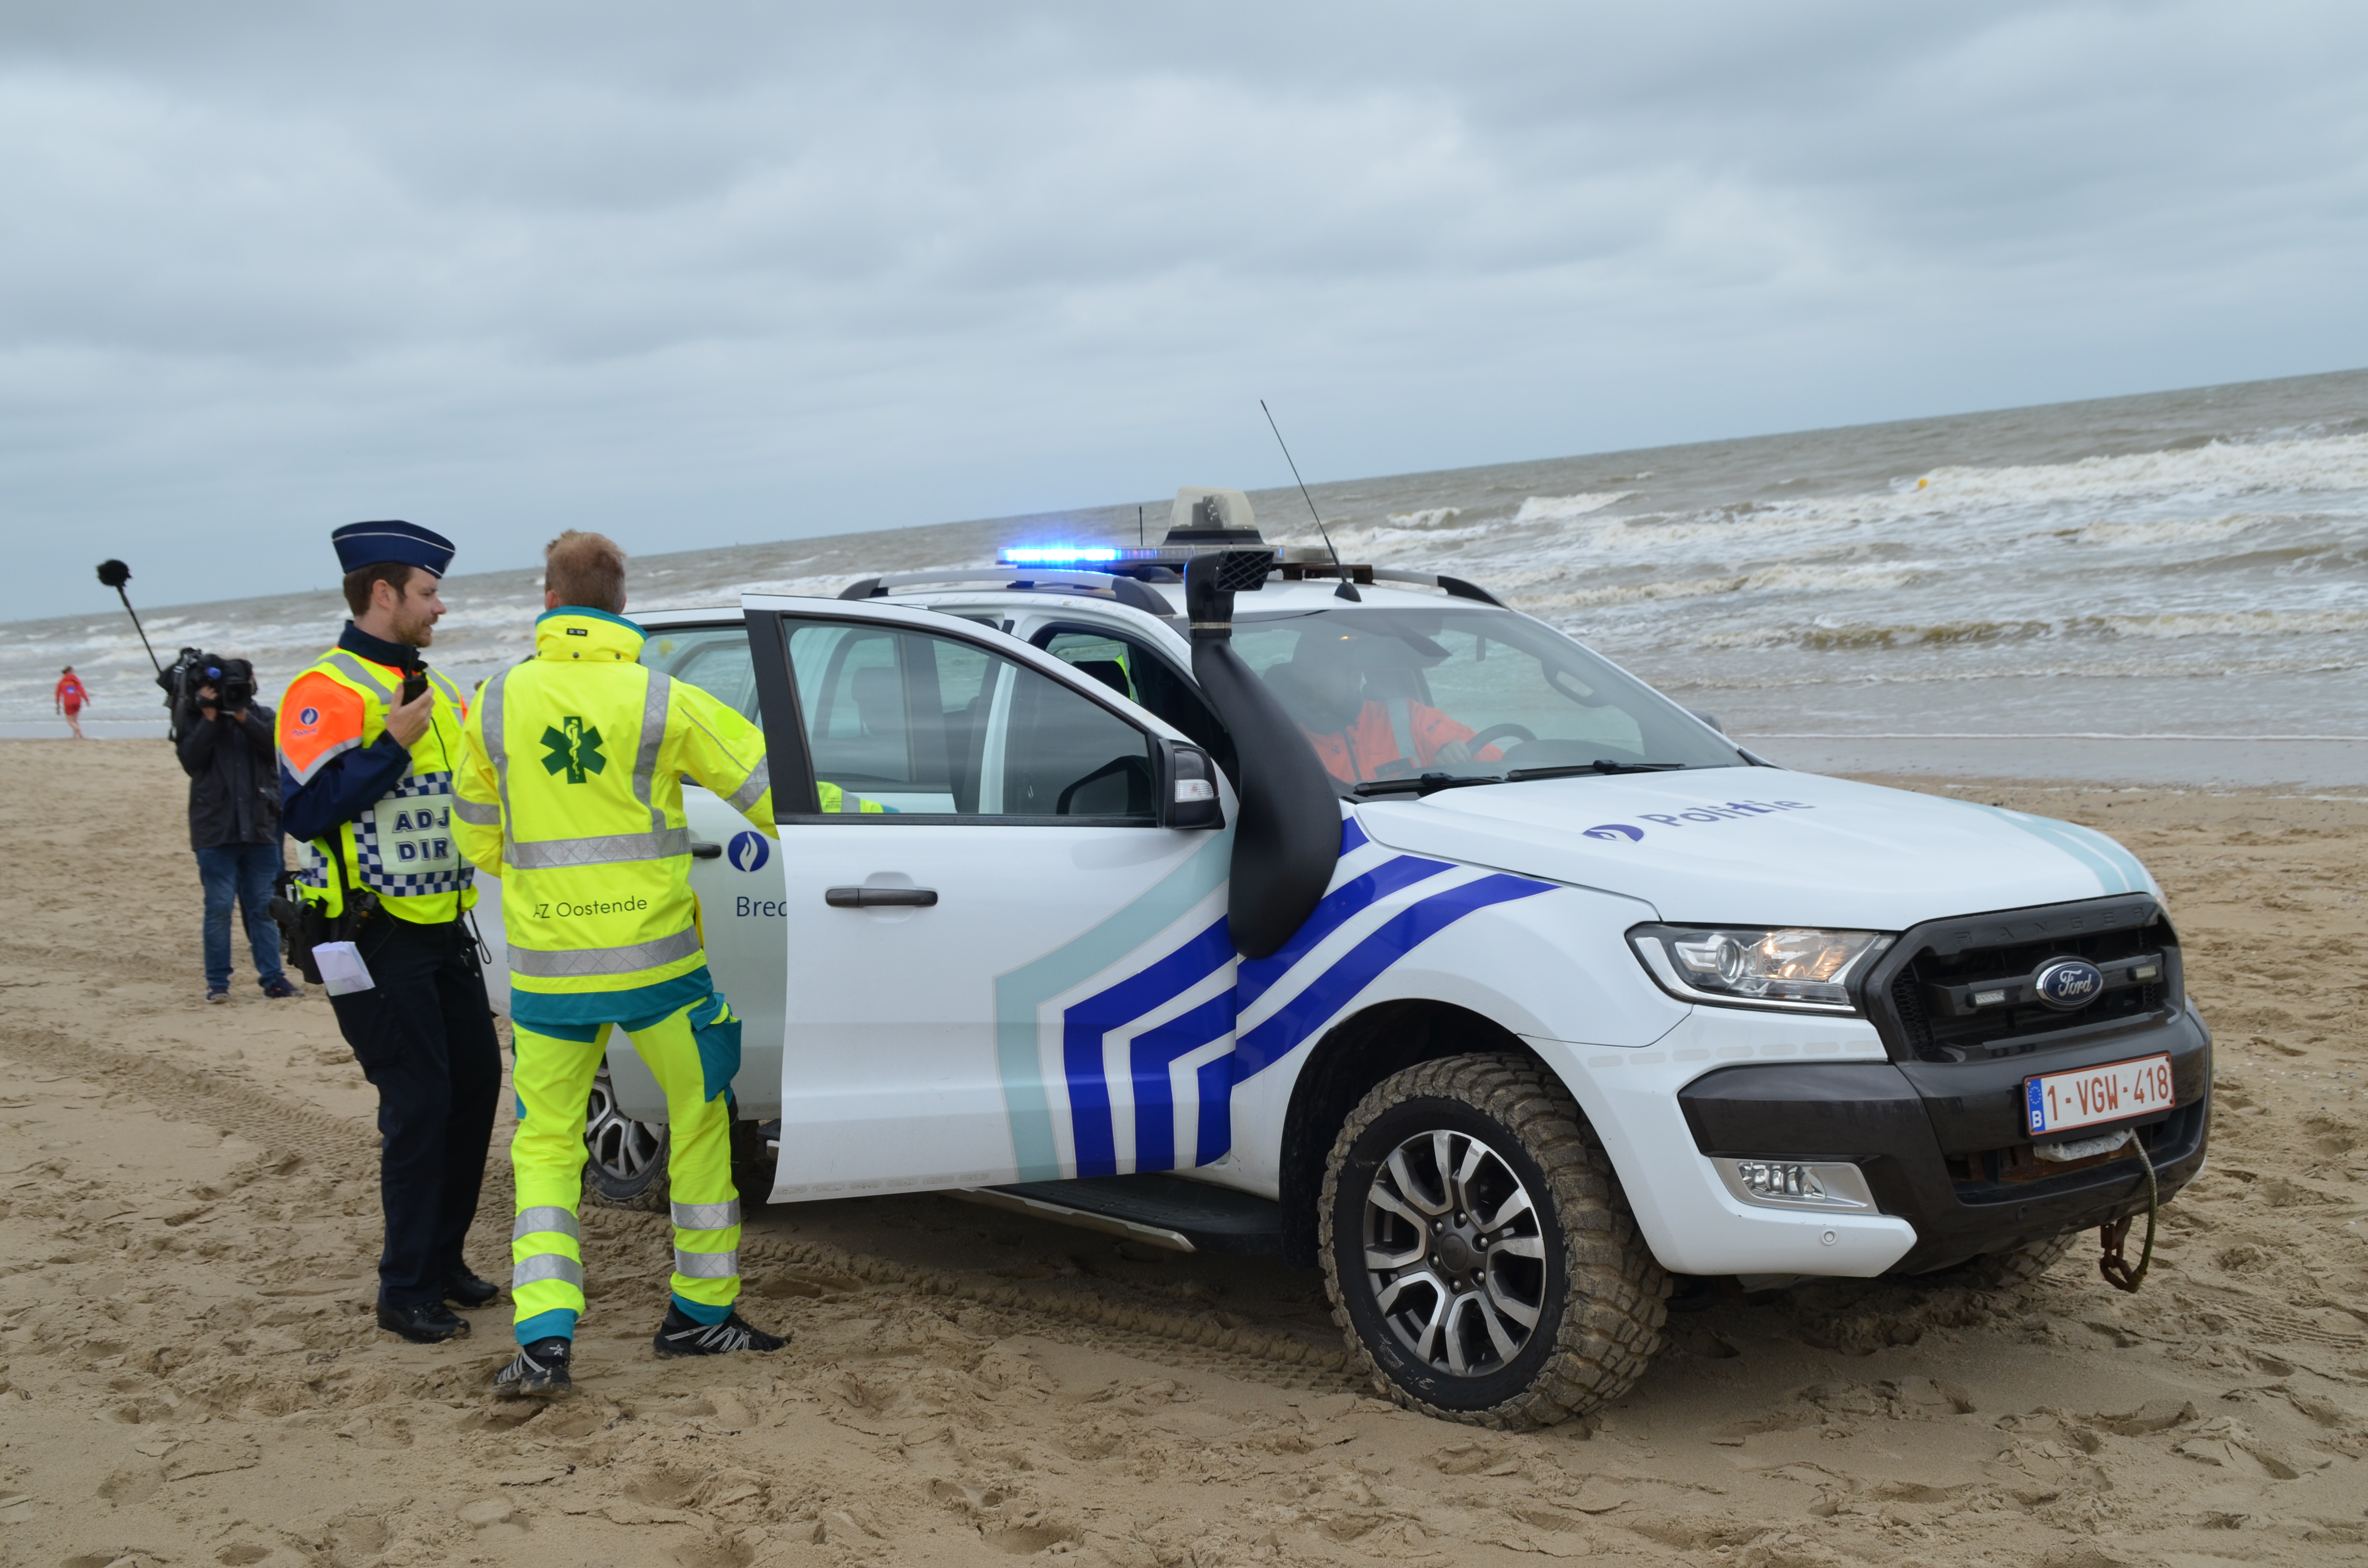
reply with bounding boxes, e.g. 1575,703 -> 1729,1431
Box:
727,830 -> 771,873
1584,823 -> 1645,842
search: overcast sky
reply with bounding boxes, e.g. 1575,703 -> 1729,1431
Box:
4,1 -> 2365,620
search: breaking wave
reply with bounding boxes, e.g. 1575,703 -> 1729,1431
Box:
1511,491 -> 1634,524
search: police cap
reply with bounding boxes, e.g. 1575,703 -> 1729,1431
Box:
332,520 -> 456,578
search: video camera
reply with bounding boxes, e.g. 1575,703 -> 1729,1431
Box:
159,647 -> 258,739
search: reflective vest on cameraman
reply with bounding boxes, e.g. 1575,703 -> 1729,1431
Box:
454,608 -> 778,1031
279,648 -> 476,923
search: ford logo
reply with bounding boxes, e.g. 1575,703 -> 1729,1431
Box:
2032,958 -> 2105,1010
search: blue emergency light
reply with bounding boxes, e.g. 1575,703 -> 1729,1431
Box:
1000,546 -> 1123,565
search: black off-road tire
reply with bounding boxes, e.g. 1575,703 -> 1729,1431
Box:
582,1064 -> 670,1213
1320,1054 -> 1668,1429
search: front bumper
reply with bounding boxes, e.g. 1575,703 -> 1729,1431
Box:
1678,1003 -> 2212,1274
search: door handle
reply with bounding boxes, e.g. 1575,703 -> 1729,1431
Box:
825,886 -> 938,908
690,841 -> 723,859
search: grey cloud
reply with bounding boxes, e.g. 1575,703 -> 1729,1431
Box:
3,2 -> 2365,619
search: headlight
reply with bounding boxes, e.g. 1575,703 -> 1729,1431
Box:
1628,924 -> 1893,1013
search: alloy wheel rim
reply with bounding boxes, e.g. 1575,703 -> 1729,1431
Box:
583,1066 -> 665,1182
1360,1127 -> 1549,1378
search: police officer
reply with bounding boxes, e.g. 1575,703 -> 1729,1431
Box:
279,521 -> 501,1345
455,530 -> 785,1399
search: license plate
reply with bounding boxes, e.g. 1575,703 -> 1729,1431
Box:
2025,1053 -> 2175,1137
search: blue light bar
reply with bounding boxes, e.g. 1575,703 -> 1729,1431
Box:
1000,546 -> 1122,565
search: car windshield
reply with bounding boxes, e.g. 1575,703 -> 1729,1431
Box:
1231,606 -> 1742,792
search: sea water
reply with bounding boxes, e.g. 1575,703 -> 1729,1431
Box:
7,367 -> 2363,786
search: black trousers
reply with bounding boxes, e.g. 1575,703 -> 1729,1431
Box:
328,911 -> 501,1309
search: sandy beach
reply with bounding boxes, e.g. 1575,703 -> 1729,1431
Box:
3,738 -> 2363,1567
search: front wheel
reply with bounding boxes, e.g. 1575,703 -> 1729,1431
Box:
583,1063 -> 669,1211
1320,1054 -> 1668,1428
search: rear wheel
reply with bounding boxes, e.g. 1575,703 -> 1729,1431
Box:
1320,1054 -> 1667,1429
583,1063 -> 669,1211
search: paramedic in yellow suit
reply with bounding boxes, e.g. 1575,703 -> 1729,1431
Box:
455,529 -> 785,1398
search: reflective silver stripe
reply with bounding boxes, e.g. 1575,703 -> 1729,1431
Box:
322,651 -> 398,705
513,1206 -> 581,1241
453,797 -> 501,824
671,1200 -> 740,1231
633,671 -> 673,833
483,668 -> 517,855
281,733 -> 362,787
426,668 -> 466,710
512,1253 -> 585,1288
508,925 -> 701,978
673,1248 -> 739,1279
724,757 -> 771,814
506,826 -> 691,870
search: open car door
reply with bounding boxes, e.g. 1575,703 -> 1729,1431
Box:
742,595 -> 1239,1199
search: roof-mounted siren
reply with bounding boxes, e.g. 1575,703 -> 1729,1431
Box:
1163,486 -> 1266,548
996,486 -> 1264,580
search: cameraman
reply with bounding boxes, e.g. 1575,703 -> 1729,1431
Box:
175,657 -> 298,1003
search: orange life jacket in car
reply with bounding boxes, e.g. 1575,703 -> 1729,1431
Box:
1299,698 -> 1478,785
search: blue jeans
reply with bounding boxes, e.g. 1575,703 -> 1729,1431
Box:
197,843 -> 287,991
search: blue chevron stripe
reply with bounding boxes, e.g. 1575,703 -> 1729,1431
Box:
1030,812 -> 1556,1180
1062,917 -> 1234,1176
1124,991 -> 1239,1170
1233,873 -> 1554,1080
1236,853 -> 1454,1011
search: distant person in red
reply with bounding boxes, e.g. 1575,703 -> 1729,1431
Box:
1265,631 -> 1496,785
55,666 -> 90,739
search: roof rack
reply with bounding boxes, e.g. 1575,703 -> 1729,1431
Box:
837,563 -> 1507,615
837,568 -> 1175,617
1278,562 -> 1507,608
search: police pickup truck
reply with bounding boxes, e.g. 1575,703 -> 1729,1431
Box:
474,486 -> 2211,1429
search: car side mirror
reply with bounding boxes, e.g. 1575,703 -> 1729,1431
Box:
1159,740 -> 1225,830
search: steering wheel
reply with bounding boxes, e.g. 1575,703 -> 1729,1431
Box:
1465,723 -> 1537,755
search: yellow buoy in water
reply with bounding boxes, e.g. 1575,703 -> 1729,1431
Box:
1917,477 -> 1930,488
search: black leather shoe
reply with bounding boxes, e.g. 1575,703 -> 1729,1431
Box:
445,1270 -> 500,1308
376,1300 -> 470,1343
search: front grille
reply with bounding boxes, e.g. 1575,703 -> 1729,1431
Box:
1867,895 -> 2180,1064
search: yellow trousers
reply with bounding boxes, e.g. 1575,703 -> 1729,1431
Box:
508,990 -> 742,1344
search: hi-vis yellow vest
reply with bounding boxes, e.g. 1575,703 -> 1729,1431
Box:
455,608 -> 777,1027
278,649 -> 476,924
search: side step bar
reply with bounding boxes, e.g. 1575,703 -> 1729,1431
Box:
951,1174 -> 1283,1257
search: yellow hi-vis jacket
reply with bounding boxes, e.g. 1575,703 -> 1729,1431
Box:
278,647 -> 477,924
454,608 -> 776,1032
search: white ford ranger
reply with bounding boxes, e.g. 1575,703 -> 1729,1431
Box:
476,488 -> 2212,1428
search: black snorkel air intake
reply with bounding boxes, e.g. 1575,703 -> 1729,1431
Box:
1186,549 -> 1344,959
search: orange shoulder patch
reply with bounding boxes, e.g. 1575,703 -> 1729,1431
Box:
277,673 -> 367,774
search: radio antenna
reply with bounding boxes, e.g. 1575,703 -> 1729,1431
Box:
1259,399 -> 1358,601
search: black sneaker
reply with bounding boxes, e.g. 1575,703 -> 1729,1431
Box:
651,1305 -> 786,1358
262,977 -> 300,999
493,1337 -> 572,1399
445,1270 -> 500,1308
376,1300 -> 470,1343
